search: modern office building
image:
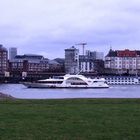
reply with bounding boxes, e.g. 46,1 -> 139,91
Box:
79,50 -> 104,73
85,50 -> 96,59
0,44 -> 8,74
65,46 -> 79,74
105,49 -> 140,75
95,52 -> 104,60
86,50 -> 104,60
79,55 -> 95,72
9,47 -> 17,60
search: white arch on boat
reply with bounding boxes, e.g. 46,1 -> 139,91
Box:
64,75 -> 91,85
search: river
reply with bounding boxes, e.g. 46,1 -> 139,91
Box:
0,84 -> 140,99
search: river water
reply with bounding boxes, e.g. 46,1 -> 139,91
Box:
0,84 -> 140,99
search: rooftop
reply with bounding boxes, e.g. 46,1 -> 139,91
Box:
106,49 -> 140,57
15,54 -> 44,60
0,44 -> 7,51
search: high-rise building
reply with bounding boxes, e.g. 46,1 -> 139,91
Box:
85,50 -> 96,59
65,46 -> 79,74
95,52 -> 104,60
79,54 -> 95,72
85,50 -> 104,60
0,44 -> 8,74
79,50 -> 104,73
9,47 -> 17,60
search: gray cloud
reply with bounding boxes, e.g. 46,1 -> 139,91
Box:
0,0 -> 140,58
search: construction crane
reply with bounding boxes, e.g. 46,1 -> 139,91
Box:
75,43 -> 87,55
75,43 -> 87,73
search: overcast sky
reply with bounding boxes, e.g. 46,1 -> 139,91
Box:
0,0 -> 140,58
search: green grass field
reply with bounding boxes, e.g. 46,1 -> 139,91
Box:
0,99 -> 140,140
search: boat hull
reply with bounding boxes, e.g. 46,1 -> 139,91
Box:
23,82 -> 109,88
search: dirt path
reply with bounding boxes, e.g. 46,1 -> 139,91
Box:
0,92 -> 15,100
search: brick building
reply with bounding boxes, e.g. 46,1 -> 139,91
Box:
0,44 -> 8,74
8,54 -> 49,77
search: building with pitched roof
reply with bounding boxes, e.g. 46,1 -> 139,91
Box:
105,49 -> 140,75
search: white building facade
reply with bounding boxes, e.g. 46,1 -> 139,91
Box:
65,47 -> 105,74
105,49 -> 140,75
79,55 -> 94,72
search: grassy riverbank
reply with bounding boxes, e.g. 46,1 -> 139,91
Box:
0,99 -> 140,140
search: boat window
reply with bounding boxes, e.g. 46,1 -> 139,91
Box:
67,77 -> 83,81
53,76 -> 64,79
66,77 -> 88,85
38,81 -> 63,84
71,83 -> 88,85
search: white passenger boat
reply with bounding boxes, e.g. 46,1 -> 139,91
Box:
23,74 -> 109,88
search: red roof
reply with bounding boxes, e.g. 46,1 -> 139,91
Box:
117,49 -> 137,57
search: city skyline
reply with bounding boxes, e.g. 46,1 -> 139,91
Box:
0,0 -> 140,58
